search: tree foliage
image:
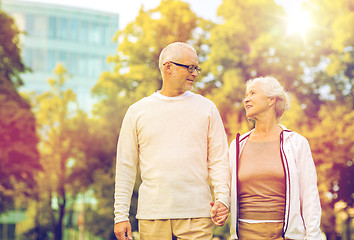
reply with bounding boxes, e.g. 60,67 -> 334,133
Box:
303,1 -> 353,238
304,104 -> 354,240
0,10 -> 27,86
204,0 -> 320,137
306,0 -> 353,107
0,10 -> 40,213
28,64 -> 92,240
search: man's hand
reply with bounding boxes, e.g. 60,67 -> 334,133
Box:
210,201 -> 228,226
114,221 -> 133,240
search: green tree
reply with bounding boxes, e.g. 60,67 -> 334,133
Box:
28,64 -> 91,240
204,0 -> 314,138
69,118 -> 118,240
305,104 -> 353,240
204,0 -> 352,137
0,10 -> 40,213
0,10 -> 27,85
306,0 -> 353,108
303,1 -> 354,239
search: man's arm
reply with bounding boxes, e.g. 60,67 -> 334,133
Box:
114,107 -> 139,227
207,104 -> 231,209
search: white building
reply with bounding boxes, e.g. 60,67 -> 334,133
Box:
2,0 -> 119,111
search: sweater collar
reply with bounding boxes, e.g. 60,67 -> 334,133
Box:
153,91 -> 193,101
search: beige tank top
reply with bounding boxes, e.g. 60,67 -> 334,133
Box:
238,139 -> 285,220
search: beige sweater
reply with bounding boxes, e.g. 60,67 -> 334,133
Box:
114,91 -> 230,223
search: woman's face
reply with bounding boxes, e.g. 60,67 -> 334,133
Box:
243,82 -> 272,120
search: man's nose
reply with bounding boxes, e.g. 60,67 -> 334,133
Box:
192,68 -> 199,76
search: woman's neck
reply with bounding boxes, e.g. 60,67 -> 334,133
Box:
250,119 -> 282,142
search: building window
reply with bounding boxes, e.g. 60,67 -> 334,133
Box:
48,16 -> 57,39
78,52 -> 88,77
58,17 -> 68,40
32,48 -> 45,71
46,49 -> 56,72
91,55 -> 103,77
89,23 -> 101,45
67,52 -> 78,75
25,14 -> 35,36
33,16 -> 47,38
79,21 -> 89,43
69,19 -> 79,41
58,51 -> 68,67
23,48 -> 33,69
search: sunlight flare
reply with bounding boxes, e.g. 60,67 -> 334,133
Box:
286,6 -> 312,37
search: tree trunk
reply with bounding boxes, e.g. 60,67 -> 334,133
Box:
324,205 -> 340,240
34,196 -> 41,239
55,185 -> 66,240
345,208 -> 351,240
53,205 -> 65,240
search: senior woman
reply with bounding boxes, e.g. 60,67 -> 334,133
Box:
226,76 -> 322,239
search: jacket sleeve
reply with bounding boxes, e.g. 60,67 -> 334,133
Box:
229,138 -> 238,239
114,107 -> 139,223
207,104 -> 230,208
296,135 -> 322,240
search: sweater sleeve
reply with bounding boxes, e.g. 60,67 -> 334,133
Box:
114,107 -> 139,223
207,104 -> 230,208
296,135 -> 322,240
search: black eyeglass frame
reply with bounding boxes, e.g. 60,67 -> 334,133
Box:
165,61 -> 202,74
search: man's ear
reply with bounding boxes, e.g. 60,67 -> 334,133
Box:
164,62 -> 172,74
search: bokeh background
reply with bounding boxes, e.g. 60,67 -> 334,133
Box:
0,0 -> 353,239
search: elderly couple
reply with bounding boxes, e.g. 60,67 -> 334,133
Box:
113,42 -> 322,240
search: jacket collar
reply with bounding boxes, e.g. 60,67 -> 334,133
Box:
240,124 -> 293,142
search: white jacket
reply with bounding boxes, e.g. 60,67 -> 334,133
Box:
229,125 -> 322,240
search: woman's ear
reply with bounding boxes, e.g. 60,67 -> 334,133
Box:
269,97 -> 276,106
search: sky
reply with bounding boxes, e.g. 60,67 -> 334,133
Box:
17,0 -> 306,31
20,0 -> 223,30
18,0 -> 306,35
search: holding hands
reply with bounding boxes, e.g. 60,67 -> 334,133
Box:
210,201 -> 229,226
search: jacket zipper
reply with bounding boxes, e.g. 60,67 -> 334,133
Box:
280,131 -> 291,237
235,133 -> 240,236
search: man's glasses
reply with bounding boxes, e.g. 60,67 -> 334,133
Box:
166,61 -> 202,74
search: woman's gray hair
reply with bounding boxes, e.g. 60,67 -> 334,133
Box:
159,42 -> 196,72
246,76 -> 290,120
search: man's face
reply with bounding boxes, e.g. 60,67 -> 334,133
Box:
169,48 -> 199,94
